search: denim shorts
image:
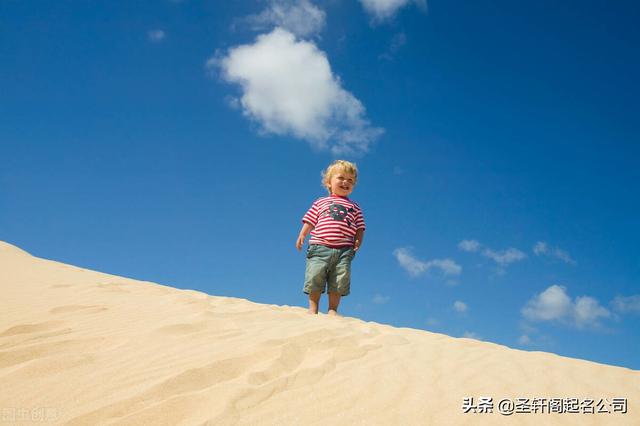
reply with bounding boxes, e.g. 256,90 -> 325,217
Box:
303,244 -> 356,296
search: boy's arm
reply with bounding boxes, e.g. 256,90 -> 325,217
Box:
354,229 -> 364,252
296,222 -> 314,251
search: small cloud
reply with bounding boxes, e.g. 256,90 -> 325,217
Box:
458,239 -> 480,253
390,32 -> 406,50
573,296 -> 610,327
533,241 -> 548,256
393,247 -> 428,276
359,0 -> 426,22
393,247 -> 461,277
243,0 -> 326,38
522,285 -> 610,329
379,32 -> 407,60
522,285 -> 574,322
533,241 -> 576,265
213,28 -> 383,156
426,317 -> 439,327
517,322 -> 550,347
459,240 -> 526,274
393,166 -> 405,175
519,322 -> 538,334
224,95 -> 241,110
611,295 -> 640,314
518,334 -> 532,345
428,258 -> 463,276
453,300 -> 467,313
147,29 -> 166,43
462,331 -> 481,340
552,248 -> 575,265
482,247 -> 527,266
372,293 -> 390,304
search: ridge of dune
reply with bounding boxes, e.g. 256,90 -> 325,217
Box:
0,241 -> 638,425
0,240 -> 32,256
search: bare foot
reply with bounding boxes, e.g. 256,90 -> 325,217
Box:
327,309 -> 341,316
307,309 -> 318,315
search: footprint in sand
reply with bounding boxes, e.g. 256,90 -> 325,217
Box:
49,305 -> 109,315
50,284 -> 74,288
97,282 -> 131,293
0,321 -> 66,337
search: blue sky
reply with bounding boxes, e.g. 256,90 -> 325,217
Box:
2,0 -> 639,370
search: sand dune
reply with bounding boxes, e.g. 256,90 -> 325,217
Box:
0,241 -> 638,425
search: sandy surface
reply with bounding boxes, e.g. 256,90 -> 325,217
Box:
0,240 -> 638,425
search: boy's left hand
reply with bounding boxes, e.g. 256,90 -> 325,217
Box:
354,240 -> 361,252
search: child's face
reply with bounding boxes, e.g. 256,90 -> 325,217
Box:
328,170 -> 355,197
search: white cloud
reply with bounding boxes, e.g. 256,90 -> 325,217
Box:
393,247 -> 461,277
611,295 -> 640,314
519,322 -> 538,334
214,28 -> 383,155
522,285 -> 610,328
482,248 -> 527,266
518,334 -> 532,345
372,293 -> 390,304
393,247 -> 428,276
359,0 -> 426,22
573,296 -> 610,326
458,239 -> 480,252
428,258 -> 463,276
147,30 -> 166,42
453,300 -> 467,313
458,239 -> 526,274
462,331 -> 481,340
533,241 -> 548,256
379,32 -> 407,60
522,285 -> 572,322
552,248 -> 575,264
533,241 -> 576,265
244,0 -> 326,38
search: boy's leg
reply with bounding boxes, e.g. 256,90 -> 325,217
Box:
326,247 -> 354,315
328,292 -> 341,315
308,292 -> 321,314
303,245 -> 330,314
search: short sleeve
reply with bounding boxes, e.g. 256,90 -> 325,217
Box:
302,200 -> 319,226
354,205 -> 366,231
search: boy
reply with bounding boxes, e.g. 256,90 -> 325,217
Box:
296,160 -> 365,315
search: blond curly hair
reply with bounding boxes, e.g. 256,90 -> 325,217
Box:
321,160 -> 358,194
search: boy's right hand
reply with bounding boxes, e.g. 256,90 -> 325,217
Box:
296,223 -> 313,251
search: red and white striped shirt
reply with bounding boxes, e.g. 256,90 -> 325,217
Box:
302,195 -> 366,248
